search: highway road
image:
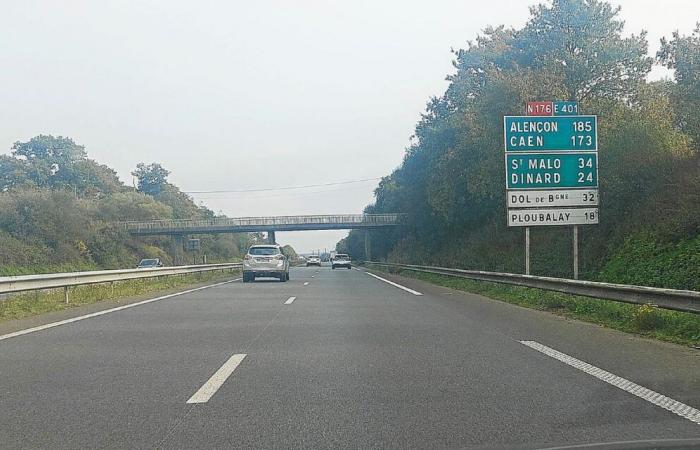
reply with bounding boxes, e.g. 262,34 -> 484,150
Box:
0,265 -> 699,449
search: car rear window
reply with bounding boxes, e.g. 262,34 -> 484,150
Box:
249,247 -> 279,256
335,254 -> 349,259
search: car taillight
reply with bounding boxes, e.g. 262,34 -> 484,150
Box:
275,255 -> 285,260
244,254 -> 252,260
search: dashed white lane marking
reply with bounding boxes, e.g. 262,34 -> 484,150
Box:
303,282 -> 309,286
519,341 -> 700,426
186,353 -> 247,404
364,271 -> 423,296
284,296 -> 296,305
0,278 -> 241,343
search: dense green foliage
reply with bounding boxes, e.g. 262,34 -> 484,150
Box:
599,232 -> 700,290
0,135 -> 251,274
340,0 -> 700,289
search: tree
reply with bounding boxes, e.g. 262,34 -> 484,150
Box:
514,0 -> 652,100
0,155 -> 32,191
342,0 -> 698,281
281,245 -> 298,260
132,163 -> 170,196
10,135 -> 88,190
3,135 -> 124,195
658,24 -> 700,145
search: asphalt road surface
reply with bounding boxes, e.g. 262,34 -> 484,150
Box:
1,265 -> 699,449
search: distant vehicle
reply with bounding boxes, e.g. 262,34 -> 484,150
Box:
137,258 -> 163,269
243,244 -> 289,282
331,254 -> 351,270
306,255 -> 321,266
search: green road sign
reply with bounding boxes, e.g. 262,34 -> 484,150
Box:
506,153 -> 598,189
504,115 -> 597,151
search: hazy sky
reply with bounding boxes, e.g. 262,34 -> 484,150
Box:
1,1 -> 698,253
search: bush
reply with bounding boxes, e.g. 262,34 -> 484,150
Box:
634,303 -> 664,331
599,232 -> 700,290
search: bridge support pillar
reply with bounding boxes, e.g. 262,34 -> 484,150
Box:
268,231 -> 276,244
364,230 -> 371,261
172,234 -> 184,265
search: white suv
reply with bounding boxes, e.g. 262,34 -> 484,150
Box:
331,254 -> 351,270
243,245 -> 290,282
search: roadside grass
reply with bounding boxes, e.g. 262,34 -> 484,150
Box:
370,265 -> 700,347
0,270 -> 239,323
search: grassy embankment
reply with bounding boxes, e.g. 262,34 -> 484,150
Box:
368,265 -> 700,347
0,269 -> 239,323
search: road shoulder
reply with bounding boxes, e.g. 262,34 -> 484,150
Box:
360,266 -> 700,409
0,277 -> 239,336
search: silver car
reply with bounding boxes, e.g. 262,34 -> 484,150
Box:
243,244 -> 290,282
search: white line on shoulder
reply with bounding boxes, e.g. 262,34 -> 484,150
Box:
519,340 -> 700,426
364,271 -> 422,296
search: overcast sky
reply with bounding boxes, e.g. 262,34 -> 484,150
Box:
1,0 -> 698,253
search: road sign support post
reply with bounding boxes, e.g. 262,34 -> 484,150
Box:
573,225 -> 579,280
525,227 -> 531,275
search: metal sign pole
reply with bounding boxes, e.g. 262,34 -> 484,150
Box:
525,227 -> 531,275
573,225 -> 579,280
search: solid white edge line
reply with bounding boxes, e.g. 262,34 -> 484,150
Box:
519,340 -> 700,426
0,278 -> 241,342
284,296 -> 296,305
186,353 -> 247,404
364,271 -> 423,296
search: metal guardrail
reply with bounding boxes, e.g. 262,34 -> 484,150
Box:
0,263 -> 242,303
364,262 -> 700,314
119,213 -> 404,234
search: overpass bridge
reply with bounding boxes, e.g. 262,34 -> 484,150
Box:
120,214 -> 404,253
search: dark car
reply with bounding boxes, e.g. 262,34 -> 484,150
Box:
137,258 -> 163,269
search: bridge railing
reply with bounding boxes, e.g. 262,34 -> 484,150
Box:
119,213 -> 404,232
